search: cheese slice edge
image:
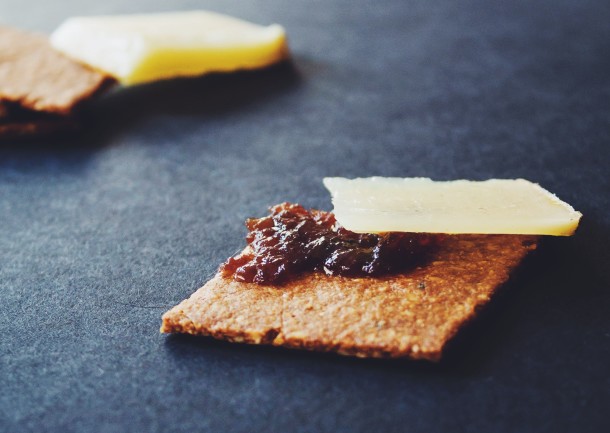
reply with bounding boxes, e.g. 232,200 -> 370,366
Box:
323,177 -> 582,235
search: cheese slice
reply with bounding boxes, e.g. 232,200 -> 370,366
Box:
50,11 -> 288,86
323,177 -> 581,236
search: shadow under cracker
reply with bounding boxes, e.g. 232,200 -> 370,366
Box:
0,60 -> 301,171
81,60 -> 301,142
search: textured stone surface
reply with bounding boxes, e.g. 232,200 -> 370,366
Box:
0,0 -> 609,432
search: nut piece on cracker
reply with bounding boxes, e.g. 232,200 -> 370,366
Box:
161,234 -> 537,361
0,25 -> 112,139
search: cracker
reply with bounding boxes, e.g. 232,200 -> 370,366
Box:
161,234 -> 537,361
0,25 -> 111,115
0,118 -> 77,140
0,100 -> 77,140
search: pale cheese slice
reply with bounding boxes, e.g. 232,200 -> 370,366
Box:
323,177 -> 581,235
50,11 -> 289,86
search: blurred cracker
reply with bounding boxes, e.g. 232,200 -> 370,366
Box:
0,25 -> 112,116
0,118 -> 78,140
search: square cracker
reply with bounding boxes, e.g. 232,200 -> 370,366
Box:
0,25 -> 111,116
161,234 -> 537,361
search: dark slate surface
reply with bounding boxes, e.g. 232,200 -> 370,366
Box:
1,0 -> 609,432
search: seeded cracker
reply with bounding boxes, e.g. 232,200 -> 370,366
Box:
0,26 -> 111,138
161,234 -> 537,361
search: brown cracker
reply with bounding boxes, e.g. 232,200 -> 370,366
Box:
0,118 -> 77,140
0,25 -> 111,116
0,100 -> 77,140
161,234 -> 537,361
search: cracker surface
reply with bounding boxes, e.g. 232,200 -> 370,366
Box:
162,234 -> 537,360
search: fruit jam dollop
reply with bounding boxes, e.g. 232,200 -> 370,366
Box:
220,202 -> 441,285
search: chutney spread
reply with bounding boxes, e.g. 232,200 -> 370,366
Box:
220,202 -> 440,285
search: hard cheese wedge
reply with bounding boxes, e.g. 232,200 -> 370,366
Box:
323,177 -> 581,235
50,11 -> 288,86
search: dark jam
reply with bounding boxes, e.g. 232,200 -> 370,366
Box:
220,202 -> 441,285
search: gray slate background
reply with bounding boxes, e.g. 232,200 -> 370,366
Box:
1,0 -> 609,432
